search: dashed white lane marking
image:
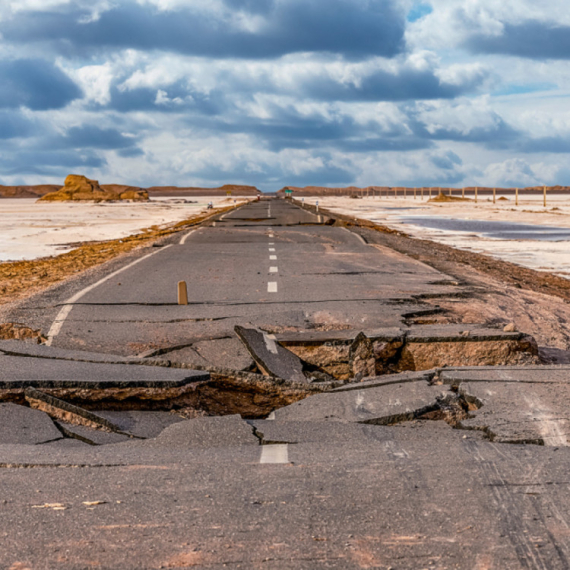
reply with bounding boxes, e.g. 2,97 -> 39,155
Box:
268,282 -> 278,293
269,267 -> 278,273
269,248 -> 275,252
269,234 -> 274,238
269,242 -> 274,245
263,333 -> 279,354
179,228 -> 201,245
270,255 -> 277,260
46,245 -> 174,345
260,444 -> 289,464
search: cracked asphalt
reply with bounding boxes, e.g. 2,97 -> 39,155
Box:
3,199 -> 570,569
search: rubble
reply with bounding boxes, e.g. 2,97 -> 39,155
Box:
235,326 -> 307,383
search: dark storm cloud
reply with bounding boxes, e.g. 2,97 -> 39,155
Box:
184,104 -> 433,153
3,0 -> 405,59
0,59 -> 81,110
58,126 -> 136,150
0,148 -> 105,176
303,67 -> 481,102
409,115 -> 520,145
0,111 -> 37,139
190,157 -> 356,188
107,83 -> 227,115
466,22 -> 570,60
430,150 -> 462,170
517,136 -> 570,153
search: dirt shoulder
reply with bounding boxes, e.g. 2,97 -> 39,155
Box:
0,204 -> 238,307
310,204 -> 570,357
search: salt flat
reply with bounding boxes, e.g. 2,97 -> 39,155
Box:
0,197 -> 245,262
309,194 -> 570,277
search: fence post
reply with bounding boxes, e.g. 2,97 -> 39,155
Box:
493,188 -> 496,204
516,187 -> 519,206
475,187 -> 478,203
544,185 -> 547,208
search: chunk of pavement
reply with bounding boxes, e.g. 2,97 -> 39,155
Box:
193,337 -> 255,371
142,415 -> 259,448
93,411 -> 185,439
235,325 -> 307,383
0,354 -> 208,389
0,339 -> 139,364
440,366 -> 570,386
0,402 -> 62,445
273,382 -> 450,424
25,387 -> 123,433
250,420 -> 388,444
349,332 -> 376,379
333,370 -> 436,392
55,422 -> 131,445
458,381 -> 570,446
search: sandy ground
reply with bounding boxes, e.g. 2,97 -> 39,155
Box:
307,194 -> 570,276
0,199 -> 246,306
0,197 -> 246,262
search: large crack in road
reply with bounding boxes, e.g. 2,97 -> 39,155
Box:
3,198 -> 570,568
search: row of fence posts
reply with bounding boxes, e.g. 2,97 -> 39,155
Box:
298,186 -> 551,207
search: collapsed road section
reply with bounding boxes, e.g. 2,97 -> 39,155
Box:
3,199 -> 570,568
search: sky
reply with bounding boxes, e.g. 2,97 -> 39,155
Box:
1,0 -> 570,191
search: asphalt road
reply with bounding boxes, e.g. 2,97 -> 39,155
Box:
29,199 -> 459,364
3,199 -> 570,569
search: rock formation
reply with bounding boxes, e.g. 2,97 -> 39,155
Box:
38,175 -> 149,202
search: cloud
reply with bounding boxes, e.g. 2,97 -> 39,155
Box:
467,22 -> 570,60
2,0 -> 406,59
483,158 -> 540,187
0,110 -> 36,139
57,125 -> 137,150
0,59 -> 81,110
0,148 -> 105,176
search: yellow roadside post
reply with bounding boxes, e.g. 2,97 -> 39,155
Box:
178,281 -> 188,305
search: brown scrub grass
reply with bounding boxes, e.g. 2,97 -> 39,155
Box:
0,204 -> 238,305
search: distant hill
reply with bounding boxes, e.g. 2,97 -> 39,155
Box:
146,184 -> 260,196
0,184 -> 60,198
1,182 -> 261,198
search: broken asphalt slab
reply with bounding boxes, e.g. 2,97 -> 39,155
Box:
235,325 -> 307,383
440,365 -> 570,386
119,415 -> 260,449
25,387 -> 124,433
0,354 -> 209,389
0,403 -> 62,445
458,381 -> 570,445
273,380 -> 450,424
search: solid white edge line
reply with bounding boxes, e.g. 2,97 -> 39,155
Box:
45,244 -> 174,345
260,444 -> 289,464
180,227 -> 201,245
267,282 -> 278,293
